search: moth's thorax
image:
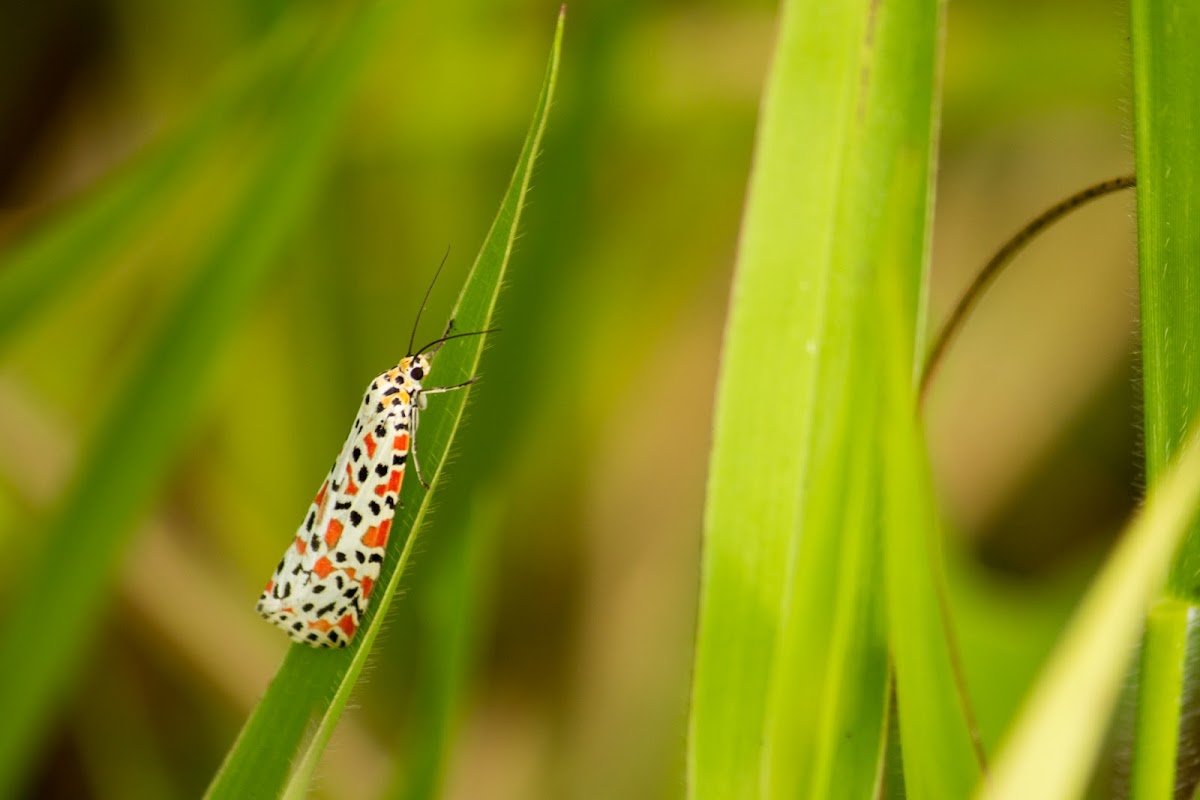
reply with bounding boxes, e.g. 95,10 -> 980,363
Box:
362,355 -> 432,416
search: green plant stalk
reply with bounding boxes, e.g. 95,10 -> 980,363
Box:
204,13 -> 562,799
1134,600 -> 1189,799
1130,1 -> 1200,795
979,420 -> 1200,800
0,6 -> 393,797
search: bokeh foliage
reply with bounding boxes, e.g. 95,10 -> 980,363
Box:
0,0 -> 1183,798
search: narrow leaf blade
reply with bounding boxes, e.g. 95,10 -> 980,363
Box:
204,12 -> 563,799
980,422 -> 1200,800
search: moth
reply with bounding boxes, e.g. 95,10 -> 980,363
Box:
256,258 -> 489,647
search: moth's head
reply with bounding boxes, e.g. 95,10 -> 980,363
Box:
397,354 -> 431,387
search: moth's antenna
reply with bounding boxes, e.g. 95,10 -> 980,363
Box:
416,328 -> 500,357
409,245 -> 451,356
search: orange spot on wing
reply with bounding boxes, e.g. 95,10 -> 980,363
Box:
393,434 -> 409,451
362,525 -> 381,548
325,519 -> 344,548
374,482 -> 387,496
388,470 -> 403,494
295,536 -> 307,555
345,568 -> 357,580
364,433 -> 377,458
313,557 -> 334,579
361,576 -> 374,598
362,518 -> 391,549
337,615 -> 356,638
308,619 -> 333,632
343,464 -> 359,496
264,580 -> 274,593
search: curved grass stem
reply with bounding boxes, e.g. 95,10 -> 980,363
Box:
919,174 -> 1136,404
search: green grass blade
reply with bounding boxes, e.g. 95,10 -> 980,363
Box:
883,347 -> 983,798
688,0 -> 954,796
855,2 -> 982,793
1133,598 -> 1189,799
0,5 -> 394,796
978,421 -> 1200,800
1129,2 -> 1200,794
0,7 -> 318,350
204,13 -> 562,799
687,3 -> 876,788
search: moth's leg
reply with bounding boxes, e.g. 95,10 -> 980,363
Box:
409,405 -> 430,490
408,378 -> 478,490
421,376 -> 479,396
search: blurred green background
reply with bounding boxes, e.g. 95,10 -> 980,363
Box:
0,0 -> 1137,797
